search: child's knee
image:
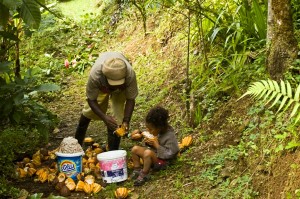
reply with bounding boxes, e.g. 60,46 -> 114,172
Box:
143,149 -> 154,157
131,145 -> 140,154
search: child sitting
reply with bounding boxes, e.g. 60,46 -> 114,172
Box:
130,106 -> 180,186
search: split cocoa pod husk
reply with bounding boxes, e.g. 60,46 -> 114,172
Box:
92,183 -> 102,194
65,177 -> 76,191
84,175 -> 95,184
16,168 -> 27,178
57,172 -> 66,182
114,125 -> 126,137
114,187 -> 129,199
83,183 -> 93,194
130,129 -> 142,140
75,180 -> 85,192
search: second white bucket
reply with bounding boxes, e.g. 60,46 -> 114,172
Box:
97,150 -> 127,183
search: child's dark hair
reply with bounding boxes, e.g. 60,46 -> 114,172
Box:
145,106 -> 169,128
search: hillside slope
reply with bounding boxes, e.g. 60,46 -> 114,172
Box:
14,1 -> 300,198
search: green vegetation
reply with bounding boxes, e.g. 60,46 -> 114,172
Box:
1,0 -> 300,198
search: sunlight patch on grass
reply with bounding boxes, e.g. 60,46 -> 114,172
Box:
56,0 -> 101,21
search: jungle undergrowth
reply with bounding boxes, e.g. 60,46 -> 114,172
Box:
4,0 -> 300,198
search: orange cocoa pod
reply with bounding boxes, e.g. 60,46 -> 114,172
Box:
65,177 -> 76,191
181,135 -> 193,147
115,125 -> 126,137
83,183 -> 92,194
84,175 -> 95,184
131,133 -> 142,140
57,172 -> 66,182
75,180 -> 85,192
114,187 -> 129,198
92,183 -> 102,194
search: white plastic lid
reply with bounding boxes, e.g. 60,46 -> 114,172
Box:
97,150 -> 127,161
55,151 -> 84,157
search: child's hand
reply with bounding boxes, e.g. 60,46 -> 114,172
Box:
145,137 -> 159,148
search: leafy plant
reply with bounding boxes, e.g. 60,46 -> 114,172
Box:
239,79 -> 300,123
0,0 -> 56,76
0,62 -> 59,137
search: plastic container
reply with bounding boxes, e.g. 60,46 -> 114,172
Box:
97,150 -> 127,183
56,151 -> 84,180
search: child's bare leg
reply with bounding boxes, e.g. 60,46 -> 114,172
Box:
131,146 -> 146,168
142,149 -> 158,173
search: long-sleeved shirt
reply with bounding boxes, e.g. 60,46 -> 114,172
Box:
156,126 -> 180,160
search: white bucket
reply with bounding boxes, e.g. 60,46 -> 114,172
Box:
97,150 -> 127,183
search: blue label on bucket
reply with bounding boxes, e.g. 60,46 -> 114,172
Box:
102,168 -> 124,178
61,161 -> 76,172
57,155 -> 82,180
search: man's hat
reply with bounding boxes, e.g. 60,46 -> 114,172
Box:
102,58 -> 127,85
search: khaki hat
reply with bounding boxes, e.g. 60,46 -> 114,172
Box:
102,58 -> 127,85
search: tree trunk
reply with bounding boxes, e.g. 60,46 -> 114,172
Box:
267,0 -> 298,81
266,0 -> 274,42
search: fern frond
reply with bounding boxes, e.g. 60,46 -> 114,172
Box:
280,80 -> 286,96
269,93 -> 282,108
277,96 -> 288,113
286,81 -> 292,98
239,78 -> 300,124
295,84 -> 300,101
273,80 -> 280,93
290,103 -> 300,118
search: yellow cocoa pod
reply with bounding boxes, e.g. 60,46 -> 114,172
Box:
87,157 -> 96,163
16,168 -> 27,178
115,125 -> 126,137
39,170 -> 48,183
77,172 -> 85,181
75,180 -> 85,192
92,183 -> 102,194
82,157 -> 88,164
84,175 -> 95,184
47,173 -> 56,183
58,172 -> 66,182
35,168 -> 45,176
89,163 -> 96,170
65,177 -> 76,191
23,157 -> 31,164
92,142 -> 100,149
127,160 -> 134,169
182,135 -> 193,147
32,155 -> 41,167
178,143 -> 184,150
84,167 -> 91,175
93,148 -> 102,154
84,137 -> 94,143
114,187 -> 128,199
131,132 -> 142,140
25,162 -> 35,168
83,183 -> 92,194
27,167 -> 36,177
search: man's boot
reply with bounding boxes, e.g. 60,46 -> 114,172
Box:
107,128 -> 121,151
75,114 -> 91,146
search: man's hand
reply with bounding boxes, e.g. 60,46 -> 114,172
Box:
104,116 -> 118,131
122,122 -> 129,132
